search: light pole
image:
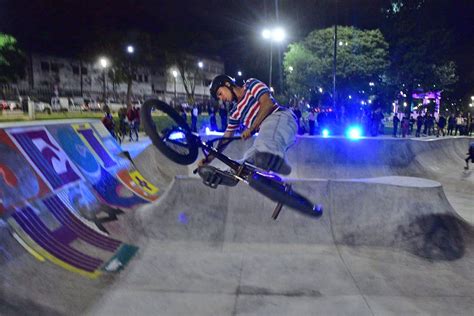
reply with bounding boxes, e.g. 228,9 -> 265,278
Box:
172,70 -> 178,106
99,57 -> 108,105
262,27 -> 285,90
126,45 -> 134,107
198,61 -> 204,102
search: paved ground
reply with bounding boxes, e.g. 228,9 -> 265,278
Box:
1,133 -> 473,315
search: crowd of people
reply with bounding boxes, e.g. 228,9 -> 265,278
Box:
101,103 -> 141,142
392,112 -> 473,138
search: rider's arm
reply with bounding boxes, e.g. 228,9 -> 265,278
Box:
200,130 -> 235,165
244,93 -> 275,136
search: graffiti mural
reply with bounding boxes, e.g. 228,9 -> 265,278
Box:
0,130 -> 50,215
7,127 -> 83,190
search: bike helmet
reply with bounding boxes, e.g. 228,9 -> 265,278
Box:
209,75 -> 237,100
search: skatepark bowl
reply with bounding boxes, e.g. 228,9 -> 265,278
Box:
0,119 -> 473,315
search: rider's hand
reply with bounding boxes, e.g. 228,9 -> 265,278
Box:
241,128 -> 254,140
198,155 -> 213,168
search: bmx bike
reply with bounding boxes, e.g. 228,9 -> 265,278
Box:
141,99 -> 322,220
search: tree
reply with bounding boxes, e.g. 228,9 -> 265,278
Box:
283,26 -> 389,110
83,31 -> 162,106
165,51 -> 205,105
382,0 -> 458,113
0,33 -> 26,84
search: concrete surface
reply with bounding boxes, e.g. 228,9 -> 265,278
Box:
1,132 -> 473,315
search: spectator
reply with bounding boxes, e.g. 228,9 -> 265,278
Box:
191,104 -> 199,132
416,115 -> 424,137
455,114 -> 464,136
308,109 -> 316,135
409,116 -> 416,135
426,113 -> 435,136
437,114 -> 446,137
370,109 -> 383,137
392,113 -> 400,137
447,114 -> 455,135
469,114 -> 474,136
401,115 -> 410,138
127,105 -> 139,141
101,105 -> 116,139
219,101 -> 228,132
180,107 -> 187,124
118,107 -> 127,139
208,104 -> 218,131
293,106 -> 303,134
317,110 -> 327,133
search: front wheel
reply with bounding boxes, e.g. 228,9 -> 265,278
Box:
141,99 -> 198,165
248,172 -> 323,218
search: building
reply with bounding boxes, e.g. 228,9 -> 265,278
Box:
9,52 -> 224,106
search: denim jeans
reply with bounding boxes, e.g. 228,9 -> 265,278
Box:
242,109 -> 297,162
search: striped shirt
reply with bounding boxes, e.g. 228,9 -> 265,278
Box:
225,78 -> 277,133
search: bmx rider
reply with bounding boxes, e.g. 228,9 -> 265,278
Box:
198,75 -> 297,187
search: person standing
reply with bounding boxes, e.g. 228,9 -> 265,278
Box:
127,105 -> 139,141
436,114 -> 446,137
401,115 -> 410,138
447,113 -> 455,135
101,105 -> 116,139
416,115 -> 424,137
392,113 -> 400,137
219,101 -> 228,132
455,114 -> 464,135
191,104 -> 199,132
208,104 -> 218,131
308,109 -> 316,135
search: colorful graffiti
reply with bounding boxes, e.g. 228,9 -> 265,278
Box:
0,120 -> 159,277
0,130 -> 50,215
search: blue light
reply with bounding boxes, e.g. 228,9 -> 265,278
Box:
169,131 -> 186,140
346,126 -> 362,140
322,129 -> 330,137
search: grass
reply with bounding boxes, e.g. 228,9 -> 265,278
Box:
0,110 -> 224,134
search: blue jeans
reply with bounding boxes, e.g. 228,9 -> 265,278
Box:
243,109 -> 297,162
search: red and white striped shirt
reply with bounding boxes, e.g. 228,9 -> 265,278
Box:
225,78 -> 277,133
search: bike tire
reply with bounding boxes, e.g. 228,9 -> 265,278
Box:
248,172 -> 323,218
141,99 -> 198,165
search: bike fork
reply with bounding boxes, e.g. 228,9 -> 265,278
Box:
271,183 -> 291,220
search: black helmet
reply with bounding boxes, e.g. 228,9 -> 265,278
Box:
209,75 -> 236,100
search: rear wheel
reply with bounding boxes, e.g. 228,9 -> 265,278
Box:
248,172 -> 323,218
141,99 -> 198,165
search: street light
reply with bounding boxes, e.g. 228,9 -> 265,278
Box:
197,62 -> 204,101
262,26 -> 286,89
237,71 -> 242,77
99,57 -> 109,104
172,70 -> 178,105
126,45 -> 134,107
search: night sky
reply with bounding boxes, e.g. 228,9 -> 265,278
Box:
1,0 -> 473,97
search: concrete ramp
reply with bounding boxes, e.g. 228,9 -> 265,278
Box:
0,121 -> 160,276
88,174 -> 474,315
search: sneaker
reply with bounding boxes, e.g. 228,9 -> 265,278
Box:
253,152 -> 292,175
197,165 -> 239,188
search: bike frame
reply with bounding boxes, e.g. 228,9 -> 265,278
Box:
190,134 -> 255,180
